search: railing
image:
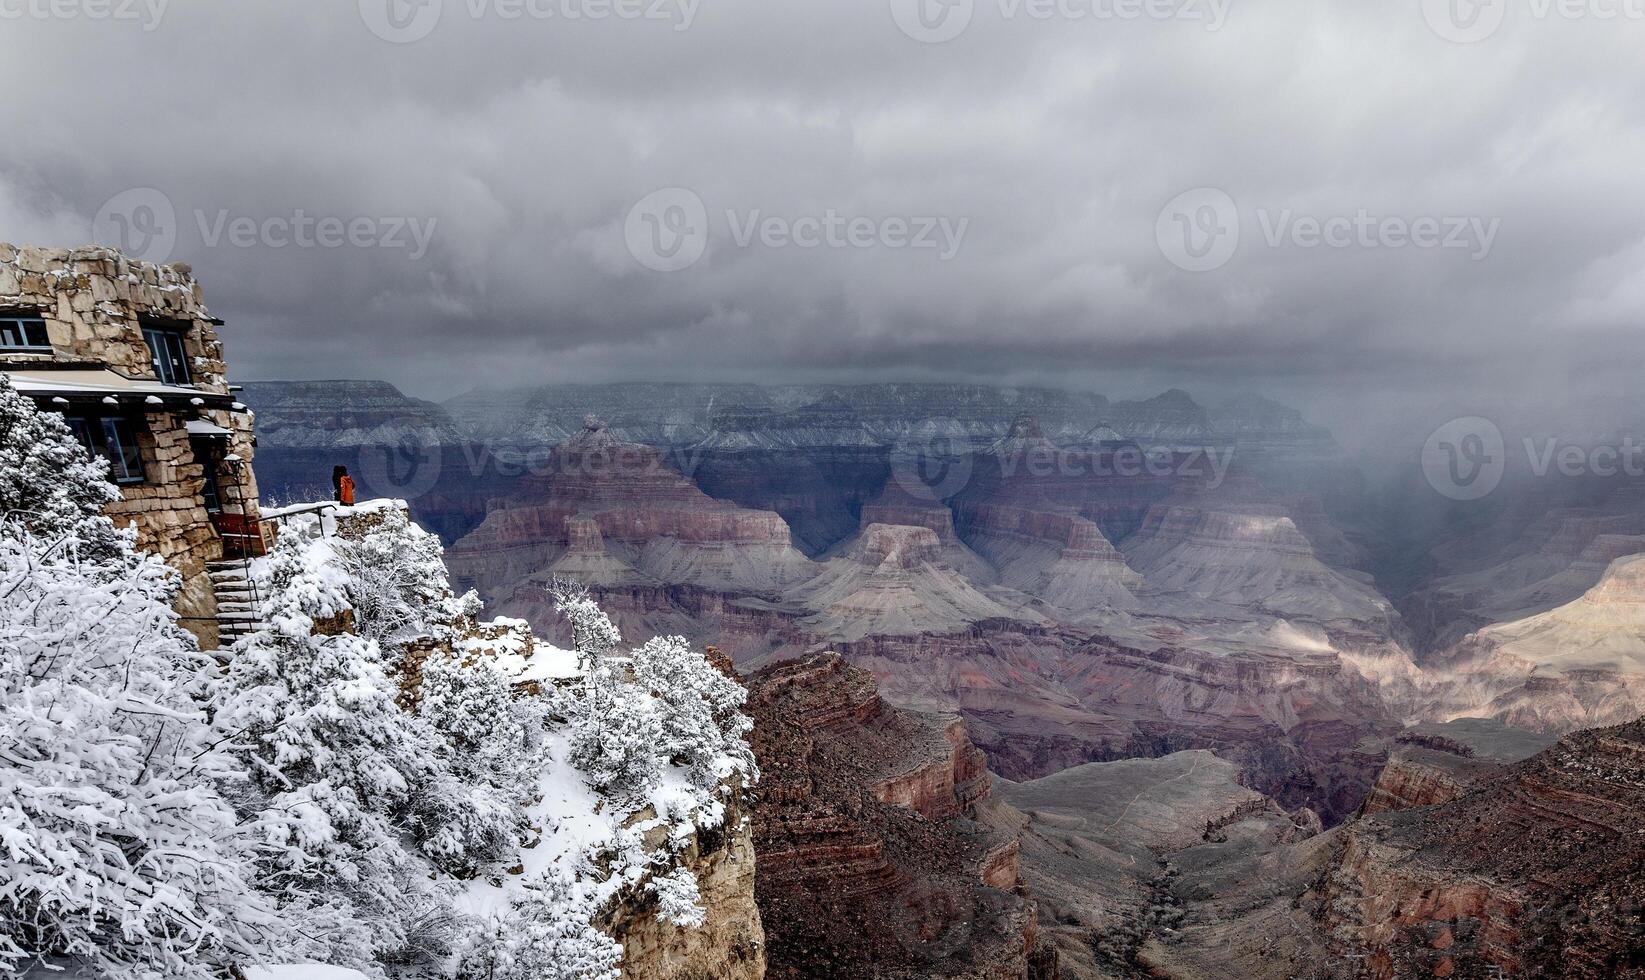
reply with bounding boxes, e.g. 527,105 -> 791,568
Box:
211,511 -> 267,558
257,501 -> 341,541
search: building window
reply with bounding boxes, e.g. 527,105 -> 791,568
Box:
0,315 -> 51,352
142,321 -> 192,385
68,416 -> 147,485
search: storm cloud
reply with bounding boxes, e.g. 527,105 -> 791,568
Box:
0,0 -> 1641,453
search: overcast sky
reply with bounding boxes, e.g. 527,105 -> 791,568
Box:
1,0 -> 1641,454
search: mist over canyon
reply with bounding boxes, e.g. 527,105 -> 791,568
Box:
243,379 -> 1645,827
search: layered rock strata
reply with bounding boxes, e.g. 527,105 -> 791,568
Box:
746,654 -> 1055,979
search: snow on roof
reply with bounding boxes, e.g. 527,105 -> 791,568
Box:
184,419 -> 233,437
2,367 -> 234,404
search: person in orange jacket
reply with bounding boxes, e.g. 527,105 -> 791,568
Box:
333,464 -> 356,506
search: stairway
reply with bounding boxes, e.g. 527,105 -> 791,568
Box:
209,559 -> 265,645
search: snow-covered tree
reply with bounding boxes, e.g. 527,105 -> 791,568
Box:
415,649 -> 539,875
456,870 -> 622,980
212,525 -> 463,970
567,663 -> 665,804
0,529 -> 277,971
549,579 -> 620,669
648,865 -> 707,928
630,635 -> 758,791
336,504 -> 471,657
546,584 -> 663,802
0,375 -> 128,566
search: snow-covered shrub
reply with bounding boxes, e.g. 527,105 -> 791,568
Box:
457,869 -> 622,980
0,375 -> 128,566
649,865 -> 708,928
549,579 -> 621,668
415,649 -> 539,875
419,647 -> 533,784
568,662 -> 666,803
213,524 -> 460,967
0,532 -> 274,975
630,635 -> 758,791
336,504 -> 469,656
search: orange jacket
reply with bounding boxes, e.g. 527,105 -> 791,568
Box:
339,475 -> 356,506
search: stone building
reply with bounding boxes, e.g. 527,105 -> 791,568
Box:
0,243 -> 261,649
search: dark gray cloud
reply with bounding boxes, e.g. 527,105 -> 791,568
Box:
1,0 -> 1641,455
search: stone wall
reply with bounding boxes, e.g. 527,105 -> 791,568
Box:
0,244 -> 261,648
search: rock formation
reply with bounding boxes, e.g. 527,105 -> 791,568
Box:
1434,554 -> 1645,732
1319,717 -> 1645,978
1359,718 -> 1555,814
446,417 -> 814,614
792,523 -> 1020,641
978,750 -> 1326,978
746,654 -> 1056,979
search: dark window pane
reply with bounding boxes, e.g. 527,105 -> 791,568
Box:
98,418 -> 145,484
0,316 -> 50,350
142,325 -> 191,384
66,417 -> 95,455
193,441 -> 223,512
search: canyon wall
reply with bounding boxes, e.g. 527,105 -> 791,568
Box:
746,654 -> 1057,979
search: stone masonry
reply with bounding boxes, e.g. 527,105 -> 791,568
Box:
0,243 -> 261,649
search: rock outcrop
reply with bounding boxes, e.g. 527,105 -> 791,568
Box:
792,523 -> 1021,640
1121,500 -> 1396,633
1319,717 -> 1645,978
1360,718 -> 1555,814
955,503 -> 1141,614
446,418 -> 814,612
1434,554 -> 1645,733
746,654 -> 1055,979
595,793 -> 766,980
